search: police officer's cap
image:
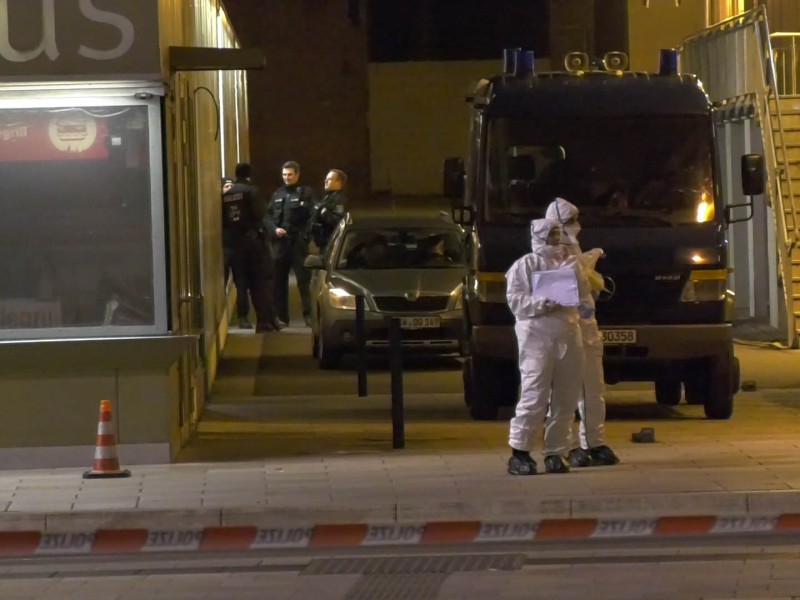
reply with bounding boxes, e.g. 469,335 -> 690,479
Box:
235,163 -> 252,180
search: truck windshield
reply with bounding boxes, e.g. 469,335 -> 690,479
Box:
485,116 -> 715,227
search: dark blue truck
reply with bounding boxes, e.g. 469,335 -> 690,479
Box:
444,49 -> 764,421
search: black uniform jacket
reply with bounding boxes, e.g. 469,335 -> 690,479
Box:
222,180 -> 267,247
265,184 -> 316,240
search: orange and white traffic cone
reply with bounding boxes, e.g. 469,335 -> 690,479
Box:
83,400 -> 131,479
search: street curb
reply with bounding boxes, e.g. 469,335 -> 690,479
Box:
1,513 -> 799,557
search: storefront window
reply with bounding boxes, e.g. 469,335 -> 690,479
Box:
0,95 -> 167,339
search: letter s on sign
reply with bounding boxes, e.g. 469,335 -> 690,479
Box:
0,0 -> 59,63
78,0 -> 134,61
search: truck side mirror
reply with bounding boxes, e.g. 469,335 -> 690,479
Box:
443,157 -> 465,199
741,153 -> 764,196
726,153 -> 764,224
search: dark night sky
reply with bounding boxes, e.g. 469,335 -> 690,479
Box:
368,0 -> 549,62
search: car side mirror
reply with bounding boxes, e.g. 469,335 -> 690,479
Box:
304,255 -> 324,269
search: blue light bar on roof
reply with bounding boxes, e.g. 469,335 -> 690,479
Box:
515,50 -> 534,77
502,48 -> 521,75
659,48 -> 679,75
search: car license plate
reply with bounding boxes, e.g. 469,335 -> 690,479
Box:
601,329 -> 637,344
400,316 -> 441,329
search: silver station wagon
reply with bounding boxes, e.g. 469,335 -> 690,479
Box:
304,214 -> 467,368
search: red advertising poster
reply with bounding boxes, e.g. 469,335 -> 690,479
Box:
0,113 -> 110,162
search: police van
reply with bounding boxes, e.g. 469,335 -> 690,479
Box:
444,49 -> 764,421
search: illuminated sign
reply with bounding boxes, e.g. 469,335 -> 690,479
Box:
0,113 -> 109,162
0,0 -> 160,80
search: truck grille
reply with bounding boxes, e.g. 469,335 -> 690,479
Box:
597,276 -> 684,323
373,296 -> 450,312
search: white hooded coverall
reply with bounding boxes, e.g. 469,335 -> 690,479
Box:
546,197 -> 607,450
506,219 -> 585,456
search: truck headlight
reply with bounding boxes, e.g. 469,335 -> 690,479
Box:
676,247 -> 721,265
328,287 -> 356,310
679,269 -> 727,302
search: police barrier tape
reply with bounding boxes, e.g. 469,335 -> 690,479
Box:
2,515 -> 800,556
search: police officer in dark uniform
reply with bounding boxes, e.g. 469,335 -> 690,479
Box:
265,161 -> 316,326
221,176 -> 252,328
222,163 -> 283,333
308,169 -> 348,252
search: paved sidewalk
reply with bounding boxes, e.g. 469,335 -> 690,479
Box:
0,426 -> 800,555
1,334 -> 800,553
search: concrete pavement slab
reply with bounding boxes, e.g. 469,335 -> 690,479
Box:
2,332 -> 800,553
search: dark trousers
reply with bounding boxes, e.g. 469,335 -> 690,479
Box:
226,236 -> 277,328
273,236 -> 311,323
224,248 -> 251,319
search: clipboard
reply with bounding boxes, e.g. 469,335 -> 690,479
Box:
530,267 -> 580,307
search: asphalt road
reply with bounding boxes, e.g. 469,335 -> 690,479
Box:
2,533 -> 799,599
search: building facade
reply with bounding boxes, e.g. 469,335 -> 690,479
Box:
224,0 -> 799,197
0,0 -> 255,467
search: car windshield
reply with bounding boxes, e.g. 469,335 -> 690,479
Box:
336,228 -> 465,270
484,115 -> 716,227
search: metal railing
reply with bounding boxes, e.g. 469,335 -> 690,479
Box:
771,32 -> 800,96
681,5 -> 798,346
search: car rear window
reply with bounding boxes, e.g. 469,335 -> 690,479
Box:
337,228 -> 465,269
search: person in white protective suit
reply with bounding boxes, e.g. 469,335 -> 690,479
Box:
546,197 -> 620,467
506,218 -> 587,475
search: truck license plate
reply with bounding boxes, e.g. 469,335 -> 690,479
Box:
601,329 -> 637,344
400,316 -> 440,329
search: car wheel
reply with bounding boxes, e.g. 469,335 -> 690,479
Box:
654,378 -> 682,406
318,331 -> 342,369
311,309 -> 321,359
312,332 -> 320,359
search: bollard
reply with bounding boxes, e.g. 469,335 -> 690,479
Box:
355,295 -> 367,397
388,317 -> 405,449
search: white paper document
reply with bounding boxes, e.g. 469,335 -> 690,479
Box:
531,268 -> 580,307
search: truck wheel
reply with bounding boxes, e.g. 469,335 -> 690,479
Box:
685,355 -> 736,419
463,355 -> 517,420
685,356 -> 738,419
462,357 -> 474,407
683,376 -> 705,405
463,356 -> 498,420
655,378 -> 682,405
318,333 -> 342,370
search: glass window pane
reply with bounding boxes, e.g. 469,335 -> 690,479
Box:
0,104 -> 157,334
